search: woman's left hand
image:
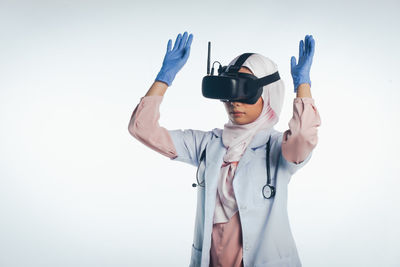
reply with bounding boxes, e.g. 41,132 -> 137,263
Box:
290,35 -> 315,93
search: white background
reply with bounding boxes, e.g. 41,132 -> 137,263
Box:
1,0 -> 399,266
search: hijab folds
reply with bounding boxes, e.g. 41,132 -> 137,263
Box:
213,53 -> 286,223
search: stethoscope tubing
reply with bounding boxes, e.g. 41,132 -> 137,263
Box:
193,135 -> 276,199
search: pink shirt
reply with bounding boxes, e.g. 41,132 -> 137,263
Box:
128,95 -> 321,267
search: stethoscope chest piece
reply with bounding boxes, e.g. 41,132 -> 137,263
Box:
262,184 -> 276,199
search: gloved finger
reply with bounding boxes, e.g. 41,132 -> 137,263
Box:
172,33 -> 182,51
166,39 -> 172,53
178,31 -> 188,50
299,40 -> 304,59
307,35 -> 311,56
309,36 -> 315,58
305,35 -> 310,56
290,56 -> 297,70
185,33 -> 193,49
183,45 -> 191,61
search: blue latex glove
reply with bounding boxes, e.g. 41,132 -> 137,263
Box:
155,31 -> 194,87
290,35 -> 315,93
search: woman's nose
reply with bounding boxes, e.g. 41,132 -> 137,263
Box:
231,101 -> 242,106
228,101 -> 239,105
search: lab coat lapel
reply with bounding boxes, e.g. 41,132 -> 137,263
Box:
204,136 -> 226,191
232,130 -> 272,184
231,145 -> 256,185
202,135 -> 226,232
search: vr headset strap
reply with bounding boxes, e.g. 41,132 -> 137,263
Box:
228,52 -> 281,87
227,53 -> 254,72
254,71 -> 281,87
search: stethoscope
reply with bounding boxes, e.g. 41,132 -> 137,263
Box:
192,136 -> 276,199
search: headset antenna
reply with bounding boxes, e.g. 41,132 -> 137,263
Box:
207,41 -> 211,75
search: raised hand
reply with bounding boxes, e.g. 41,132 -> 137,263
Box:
290,35 -> 315,93
155,31 -> 194,87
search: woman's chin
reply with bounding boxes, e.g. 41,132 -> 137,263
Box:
231,118 -> 246,125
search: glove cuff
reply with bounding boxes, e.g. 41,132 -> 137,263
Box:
155,69 -> 176,87
293,78 -> 312,93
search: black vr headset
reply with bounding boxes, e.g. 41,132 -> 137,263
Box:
201,42 -> 281,104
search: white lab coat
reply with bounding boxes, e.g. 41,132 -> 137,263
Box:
168,127 -> 312,267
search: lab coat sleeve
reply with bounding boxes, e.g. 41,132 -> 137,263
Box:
168,128 -> 213,167
281,97 -> 321,175
128,95 -> 178,159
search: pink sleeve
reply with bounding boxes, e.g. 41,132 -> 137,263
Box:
281,97 -> 321,164
128,95 -> 178,159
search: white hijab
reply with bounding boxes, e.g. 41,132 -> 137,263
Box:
213,53 -> 286,224
222,53 -> 285,161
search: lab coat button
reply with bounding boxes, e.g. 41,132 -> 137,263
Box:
241,205 -> 247,210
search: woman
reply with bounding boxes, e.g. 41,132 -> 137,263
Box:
128,31 -> 321,267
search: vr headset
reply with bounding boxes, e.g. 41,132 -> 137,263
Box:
201,42 -> 281,104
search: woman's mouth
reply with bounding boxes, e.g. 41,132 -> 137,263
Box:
231,112 -> 244,117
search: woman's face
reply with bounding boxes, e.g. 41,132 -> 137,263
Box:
223,67 -> 264,125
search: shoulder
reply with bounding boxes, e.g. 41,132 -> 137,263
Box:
168,127 -> 222,146
269,129 -> 286,147
270,128 -> 283,139
211,128 -> 223,138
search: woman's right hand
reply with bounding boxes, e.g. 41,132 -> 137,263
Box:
155,31 -> 194,87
